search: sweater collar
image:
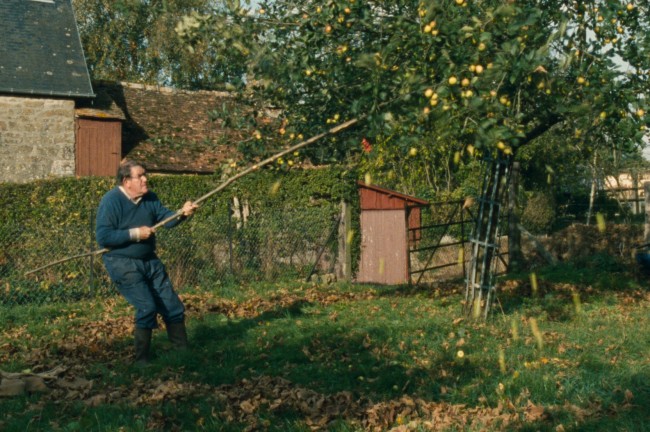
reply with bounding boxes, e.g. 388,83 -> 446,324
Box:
119,186 -> 143,204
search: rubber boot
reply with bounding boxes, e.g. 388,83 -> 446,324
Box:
134,328 -> 152,365
166,322 -> 188,349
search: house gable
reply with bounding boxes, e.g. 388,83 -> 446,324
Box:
0,0 -> 93,97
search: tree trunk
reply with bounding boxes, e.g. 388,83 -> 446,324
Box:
586,153 -> 598,225
508,161 -> 525,272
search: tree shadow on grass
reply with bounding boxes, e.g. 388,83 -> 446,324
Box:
514,368 -> 650,432
163,296 -> 457,400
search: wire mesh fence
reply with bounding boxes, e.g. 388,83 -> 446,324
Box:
0,197 -> 341,306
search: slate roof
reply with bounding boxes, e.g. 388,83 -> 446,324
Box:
0,0 -> 94,98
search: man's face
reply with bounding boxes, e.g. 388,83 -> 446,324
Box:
123,165 -> 148,198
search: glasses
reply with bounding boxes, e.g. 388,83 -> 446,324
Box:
130,173 -> 147,180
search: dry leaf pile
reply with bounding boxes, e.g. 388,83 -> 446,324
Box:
0,287 -> 615,431
182,287 -> 376,319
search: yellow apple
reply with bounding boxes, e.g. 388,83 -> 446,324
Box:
448,76 -> 458,85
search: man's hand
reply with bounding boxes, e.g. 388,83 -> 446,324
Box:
137,226 -> 155,240
181,201 -> 199,217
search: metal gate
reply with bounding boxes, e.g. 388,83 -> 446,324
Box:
408,197 -> 508,287
408,200 -> 473,285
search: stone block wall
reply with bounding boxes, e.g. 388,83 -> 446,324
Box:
0,96 -> 75,183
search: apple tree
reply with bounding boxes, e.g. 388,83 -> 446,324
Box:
178,0 -> 649,315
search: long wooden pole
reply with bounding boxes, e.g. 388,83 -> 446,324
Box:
25,118 -> 361,276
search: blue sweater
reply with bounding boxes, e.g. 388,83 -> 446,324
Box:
96,187 -> 184,259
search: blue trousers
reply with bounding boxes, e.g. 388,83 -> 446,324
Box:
102,255 -> 185,329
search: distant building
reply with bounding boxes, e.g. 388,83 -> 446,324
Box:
0,0 -> 94,183
604,172 -> 650,214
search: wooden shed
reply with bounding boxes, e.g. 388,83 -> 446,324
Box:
357,181 -> 429,285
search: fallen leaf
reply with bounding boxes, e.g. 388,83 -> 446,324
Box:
0,378 -> 26,397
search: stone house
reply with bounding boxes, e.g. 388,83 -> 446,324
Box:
0,0 -> 94,183
0,0 -> 247,183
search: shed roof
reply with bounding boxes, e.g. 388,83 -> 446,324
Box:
0,0 -> 94,98
358,181 -> 429,210
81,81 -> 253,173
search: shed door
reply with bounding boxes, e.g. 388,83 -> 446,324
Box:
357,209 -> 409,285
75,118 -> 121,176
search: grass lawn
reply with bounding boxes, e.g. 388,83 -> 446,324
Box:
1,265 -> 649,431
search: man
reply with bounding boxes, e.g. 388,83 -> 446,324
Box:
96,160 -> 198,364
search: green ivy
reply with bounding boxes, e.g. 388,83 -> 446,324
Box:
0,166 -> 361,305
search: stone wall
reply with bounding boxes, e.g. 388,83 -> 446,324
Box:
0,96 -> 75,183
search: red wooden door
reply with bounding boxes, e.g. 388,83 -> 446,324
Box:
75,118 -> 121,176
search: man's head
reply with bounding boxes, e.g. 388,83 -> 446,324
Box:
118,160 -> 148,199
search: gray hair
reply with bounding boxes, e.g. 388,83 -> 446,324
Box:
117,160 -> 144,184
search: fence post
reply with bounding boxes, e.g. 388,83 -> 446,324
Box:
461,201 -> 466,279
634,173 -> 639,215
643,182 -> 650,243
336,200 -> 352,281
508,160 -> 523,272
228,199 -> 234,276
89,209 -> 95,298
